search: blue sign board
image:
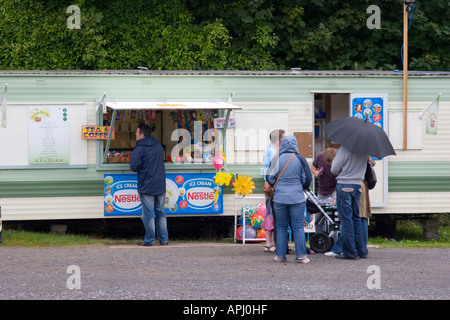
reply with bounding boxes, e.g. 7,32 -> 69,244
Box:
351,97 -> 384,130
104,173 -> 223,216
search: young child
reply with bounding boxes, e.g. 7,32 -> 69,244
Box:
309,147 -> 337,233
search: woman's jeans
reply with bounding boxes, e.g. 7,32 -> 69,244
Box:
140,193 -> 169,245
273,202 -> 307,260
335,184 -> 368,258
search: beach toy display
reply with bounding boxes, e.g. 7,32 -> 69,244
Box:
235,203 -> 266,241
240,225 -> 256,239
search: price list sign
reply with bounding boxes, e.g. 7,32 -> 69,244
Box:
28,106 -> 70,164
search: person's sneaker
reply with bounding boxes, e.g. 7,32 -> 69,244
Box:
324,251 -> 339,257
295,257 -> 310,264
273,256 -> 287,263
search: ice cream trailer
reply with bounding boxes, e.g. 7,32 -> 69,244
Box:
0,70 -> 448,228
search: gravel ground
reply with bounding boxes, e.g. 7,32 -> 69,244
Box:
0,243 -> 448,302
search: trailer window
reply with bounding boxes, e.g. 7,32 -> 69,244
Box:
95,100 -> 240,170
102,108 -> 220,164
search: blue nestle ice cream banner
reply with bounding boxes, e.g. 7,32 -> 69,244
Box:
104,173 -> 223,216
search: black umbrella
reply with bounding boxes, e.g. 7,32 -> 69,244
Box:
324,117 -> 396,159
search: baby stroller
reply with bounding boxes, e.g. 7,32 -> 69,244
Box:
304,190 -> 340,253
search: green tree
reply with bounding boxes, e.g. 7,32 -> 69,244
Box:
188,0 -> 449,71
99,0 -> 231,70
0,0 -> 448,71
0,0 -> 231,70
188,0 -> 279,70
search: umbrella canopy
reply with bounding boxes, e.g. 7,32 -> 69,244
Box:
324,117 -> 396,159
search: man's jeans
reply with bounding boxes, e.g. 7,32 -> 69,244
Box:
140,193 -> 169,245
335,184 -> 368,258
331,218 -> 368,254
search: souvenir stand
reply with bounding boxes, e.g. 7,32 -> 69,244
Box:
234,195 -> 267,243
97,99 -> 241,218
234,194 -> 317,244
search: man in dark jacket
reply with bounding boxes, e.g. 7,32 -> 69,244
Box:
130,124 -> 168,246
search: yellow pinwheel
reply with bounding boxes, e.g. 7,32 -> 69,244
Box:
233,174 -> 255,197
215,172 -> 232,186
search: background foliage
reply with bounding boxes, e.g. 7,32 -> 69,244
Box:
0,0 -> 448,71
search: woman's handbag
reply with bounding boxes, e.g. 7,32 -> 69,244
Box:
263,181 -> 275,199
365,161 -> 377,190
263,153 -> 295,199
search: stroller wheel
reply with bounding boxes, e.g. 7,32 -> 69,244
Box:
310,232 -> 332,253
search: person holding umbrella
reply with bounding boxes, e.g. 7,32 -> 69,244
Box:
325,117 -> 396,259
330,145 -> 368,259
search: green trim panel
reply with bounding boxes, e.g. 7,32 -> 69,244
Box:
0,180 -> 104,198
0,166 -> 104,198
389,162 -> 450,192
0,162 -> 449,198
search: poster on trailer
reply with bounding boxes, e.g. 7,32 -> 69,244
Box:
104,173 -> 223,216
351,97 -> 384,130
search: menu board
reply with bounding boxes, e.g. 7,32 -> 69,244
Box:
28,106 -> 70,164
351,97 -> 384,129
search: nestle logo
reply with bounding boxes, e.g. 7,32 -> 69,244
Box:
187,192 -> 214,201
115,194 -> 141,203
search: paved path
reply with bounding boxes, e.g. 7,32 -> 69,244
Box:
0,243 -> 448,302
